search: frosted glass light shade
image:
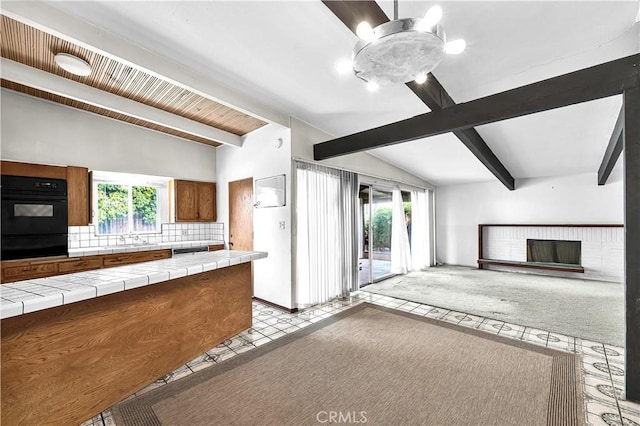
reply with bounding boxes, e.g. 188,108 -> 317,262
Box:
54,53 -> 92,76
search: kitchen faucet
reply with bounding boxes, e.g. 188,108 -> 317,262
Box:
118,233 -> 140,243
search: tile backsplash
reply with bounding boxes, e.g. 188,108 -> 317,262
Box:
68,223 -> 224,249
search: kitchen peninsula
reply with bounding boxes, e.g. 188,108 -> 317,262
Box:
1,249 -> 267,425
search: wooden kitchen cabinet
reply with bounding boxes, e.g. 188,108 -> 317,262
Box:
0,160 -> 67,179
197,182 -> 216,221
2,262 -> 59,282
57,257 -> 103,274
102,249 -> 171,267
67,166 -> 91,226
174,180 -> 216,222
175,180 -> 198,221
1,249 -> 172,283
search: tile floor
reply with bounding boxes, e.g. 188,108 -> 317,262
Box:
82,292 -> 640,426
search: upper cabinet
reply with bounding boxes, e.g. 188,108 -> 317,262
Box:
174,180 -> 216,222
196,181 -> 216,221
0,161 -> 91,226
0,160 -> 67,180
175,180 -> 198,221
66,166 -> 90,226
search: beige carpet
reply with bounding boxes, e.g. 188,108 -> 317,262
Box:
363,265 -> 624,345
113,303 -> 584,426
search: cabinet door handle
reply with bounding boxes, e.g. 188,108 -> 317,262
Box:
55,257 -> 82,263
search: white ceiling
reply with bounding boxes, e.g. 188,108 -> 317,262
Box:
43,1 -> 640,186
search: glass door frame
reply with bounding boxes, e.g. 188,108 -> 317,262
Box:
359,182 -> 396,287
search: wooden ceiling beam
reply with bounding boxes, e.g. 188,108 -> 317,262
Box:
2,59 -> 243,147
624,85 -> 640,403
406,79 -> 515,190
322,0 -> 389,30
314,54 -> 640,161
598,106 -> 624,185
322,0 -> 515,190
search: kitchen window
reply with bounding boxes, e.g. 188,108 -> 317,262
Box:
92,171 -> 170,235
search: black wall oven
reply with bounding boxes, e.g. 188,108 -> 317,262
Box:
1,175 -> 68,260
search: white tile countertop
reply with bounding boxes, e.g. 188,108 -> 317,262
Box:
67,239 -> 226,257
0,250 -> 267,320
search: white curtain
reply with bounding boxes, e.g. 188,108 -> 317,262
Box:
411,190 -> 431,270
295,162 -> 358,307
390,186 -> 412,274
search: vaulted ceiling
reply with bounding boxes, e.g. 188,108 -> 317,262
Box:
2,1 -> 638,187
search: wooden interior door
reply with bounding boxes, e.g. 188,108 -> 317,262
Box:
229,178 -> 253,251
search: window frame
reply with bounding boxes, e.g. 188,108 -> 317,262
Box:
92,171 -> 169,235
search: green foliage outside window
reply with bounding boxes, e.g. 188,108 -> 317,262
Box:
370,203 -> 411,251
132,186 -> 157,229
97,184 -> 128,234
403,202 -> 411,216
371,207 -> 392,251
97,184 -> 158,234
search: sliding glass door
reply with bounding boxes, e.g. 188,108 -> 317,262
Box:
359,185 -> 395,286
371,187 -> 393,281
358,186 -> 370,287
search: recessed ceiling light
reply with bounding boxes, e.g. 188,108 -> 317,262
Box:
367,81 -> 379,92
54,53 -> 92,76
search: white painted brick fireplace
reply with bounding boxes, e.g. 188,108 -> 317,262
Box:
482,225 -> 623,282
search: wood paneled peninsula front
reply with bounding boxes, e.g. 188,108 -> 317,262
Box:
0,250 -> 267,425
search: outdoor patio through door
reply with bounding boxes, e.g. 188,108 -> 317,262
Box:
359,184 -> 409,287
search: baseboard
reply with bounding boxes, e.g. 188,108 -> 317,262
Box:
252,297 -> 298,314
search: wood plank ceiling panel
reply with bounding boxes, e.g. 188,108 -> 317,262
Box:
1,80 -> 221,147
0,15 -> 267,137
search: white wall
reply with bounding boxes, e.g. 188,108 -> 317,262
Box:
1,90 -> 216,181
217,117 -> 429,310
290,117 -> 433,189
436,173 -> 624,275
290,116 -> 437,294
216,124 -> 293,309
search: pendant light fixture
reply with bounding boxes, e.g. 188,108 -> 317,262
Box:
344,2 -> 466,86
